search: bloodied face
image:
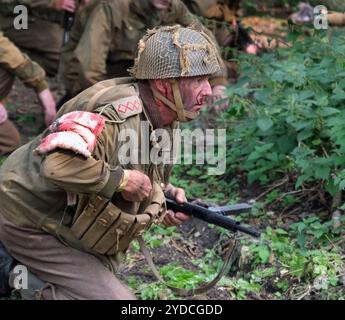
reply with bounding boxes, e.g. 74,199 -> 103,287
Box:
149,76 -> 213,126
178,76 -> 213,114
150,0 -> 172,10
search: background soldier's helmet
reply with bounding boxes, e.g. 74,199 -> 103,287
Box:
130,25 -> 221,79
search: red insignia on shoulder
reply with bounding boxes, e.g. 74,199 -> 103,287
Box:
112,96 -> 143,119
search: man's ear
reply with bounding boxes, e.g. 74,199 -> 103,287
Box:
152,79 -> 170,95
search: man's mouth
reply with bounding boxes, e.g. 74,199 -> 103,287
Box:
155,0 -> 170,9
193,103 -> 206,113
197,95 -> 207,105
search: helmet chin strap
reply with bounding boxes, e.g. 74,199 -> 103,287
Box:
152,79 -> 200,122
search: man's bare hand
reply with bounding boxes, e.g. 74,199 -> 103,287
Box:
209,85 -> 229,112
37,89 -> 57,127
245,43 -> 260,55
163,210 -> 191,227
121,170 -> 152,202
163,183 -> 191,227
0,102 -> 8,124
54,0 -> 77,12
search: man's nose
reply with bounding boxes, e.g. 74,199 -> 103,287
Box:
202,79 -> 213,96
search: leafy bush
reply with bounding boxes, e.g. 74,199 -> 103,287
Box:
225,30 -> 345,197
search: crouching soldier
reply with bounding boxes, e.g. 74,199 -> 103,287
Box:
0,25 -> 221,300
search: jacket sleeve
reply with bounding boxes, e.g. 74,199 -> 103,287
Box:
73,2 -> 113,90
0,32 -> 48,92
171,0 -> 229,86
40,118 -> 124,199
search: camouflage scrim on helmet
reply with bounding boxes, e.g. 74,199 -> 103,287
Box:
129,25 -> 221,79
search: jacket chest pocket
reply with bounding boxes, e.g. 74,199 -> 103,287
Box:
70,197 -> 158,255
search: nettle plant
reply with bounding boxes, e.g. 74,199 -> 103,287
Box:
225,30 -> 345,198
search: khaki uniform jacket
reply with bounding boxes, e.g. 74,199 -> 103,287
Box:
0,0 -> 63,23
0,78 -> 172,261
184,0 -> 225,17
0,0 -> 64,29
62,0 -> 228,95
0,31 -> 48,97
0,0 -> 66,75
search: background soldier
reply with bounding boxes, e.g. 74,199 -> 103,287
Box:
60,0 -> 228,108
183,0 -> 259,54
0,0 -> 79,76
290,1 -> 345,26
0,31 -> 56,156
0,25 -> 220,300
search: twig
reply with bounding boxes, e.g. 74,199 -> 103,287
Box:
297,285 -> 311,300
279,192 -> 310,216
321,144 -> 330,158
331,192 -> 342,228
334,238 -> 345,247
325,234 -> 338,251
255,176 -> 289,201
271,189 -> 315,207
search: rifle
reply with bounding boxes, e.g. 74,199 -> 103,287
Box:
139,194 -> 259,296
62,11 -> 75,45
165,194 -> 260,238
57,10 -> 76,79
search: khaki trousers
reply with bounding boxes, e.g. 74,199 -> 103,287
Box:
0,66 -> 14,100
0,68 -> 21,155
0,213 -> 136,300
0,120 -> 21,156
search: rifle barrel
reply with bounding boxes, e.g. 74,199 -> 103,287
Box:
165,198 -> 260,238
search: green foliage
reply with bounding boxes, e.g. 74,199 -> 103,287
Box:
124,214 -> 345,300
171,162 -> 240,203
0,156 -> 7,166
138,282 -> 176,300
126,30 -> 345,301
225,31 -> 345,194
143,224 -> 179,249
247,218 -> 345,287
290,216 -> 343,249
159,263 -> 205,288
15,113 -> 36,124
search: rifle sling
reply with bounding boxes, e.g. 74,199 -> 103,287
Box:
138,235 -> 240,297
